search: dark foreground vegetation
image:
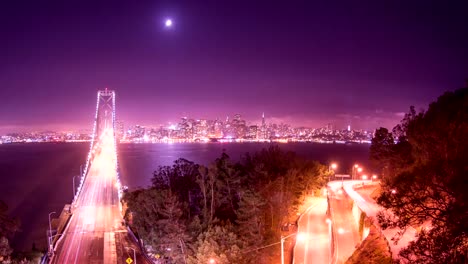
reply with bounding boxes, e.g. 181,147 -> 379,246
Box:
371,88 -> 468,263
0,200 -> 21,263
123,146 -> 328,263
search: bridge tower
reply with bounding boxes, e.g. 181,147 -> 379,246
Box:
74,88 -> 121,203
93,88 -> 117,138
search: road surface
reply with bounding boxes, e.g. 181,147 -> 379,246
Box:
52,130 -> 148,264
328,186 -> 360,264
293,197 -> 331,264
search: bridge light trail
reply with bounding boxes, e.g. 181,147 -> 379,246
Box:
50,89 -> 144,263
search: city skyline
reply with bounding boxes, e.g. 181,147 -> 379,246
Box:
1,110 -> 373,144
0,110 -> 369,134
1,1 -> 467,134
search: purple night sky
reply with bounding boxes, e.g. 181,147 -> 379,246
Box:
0,1 -> 467,133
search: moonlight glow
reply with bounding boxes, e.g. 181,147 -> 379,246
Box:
165,19 -> 173,27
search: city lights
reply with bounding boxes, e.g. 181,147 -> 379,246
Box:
1,115 -> 374,144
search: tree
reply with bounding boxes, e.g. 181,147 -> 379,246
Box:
154,191 -> 189,263
236,190 -> 266,250
369,127 -> 395,177
213,153 -> 241,221
152,158 -> 201,216
374,88 -> 468,263
0,200 -> 19,260
188,225 -> 243,264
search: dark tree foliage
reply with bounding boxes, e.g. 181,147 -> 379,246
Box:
370,127 -> 394,176
124,146 -> 327,263
152,158 -> 201,217
371,88 -> 468,263
0,200 -> 20,259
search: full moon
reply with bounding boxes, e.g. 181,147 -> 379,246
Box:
165,19 -> 173,27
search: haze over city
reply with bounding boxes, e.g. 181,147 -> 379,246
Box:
1,1 -> 467,134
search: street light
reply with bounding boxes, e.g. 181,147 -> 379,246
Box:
48,211 -> 56,254
372,175 -> 377,181
125,247 -> 136,264
362,175 -> 368,180
48,233 -> 63,256
281,232 -> 306,264
353,166 -> 363,180
209,258 -> 216,264
352,164 -> 359,180
329,163 -> 337,182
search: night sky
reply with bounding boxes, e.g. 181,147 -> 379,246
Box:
1,1 -> 467,133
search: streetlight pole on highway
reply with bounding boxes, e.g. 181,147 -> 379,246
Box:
125,247 -> 136,264
351,164 -> 357,180
329,163 -> 337,181
48,211 -> 56,254
357,167 -> 363,178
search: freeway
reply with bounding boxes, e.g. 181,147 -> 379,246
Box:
51,130 -> 147,264
327,186 -> 360,264
293,197 -> 331,264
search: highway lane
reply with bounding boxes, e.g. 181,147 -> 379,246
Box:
293,197 -> 331,264
328,187 -> 359,264
51,130 -> 143,264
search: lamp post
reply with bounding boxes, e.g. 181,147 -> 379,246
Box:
48,233 -> 62,256
352,164 -> 359,180
125,247 -> 136,264
48,211 -> 56,254
329,163 -> 337,182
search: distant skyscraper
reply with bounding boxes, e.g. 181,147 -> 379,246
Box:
348,125 -> 351,132
260,112 -> 267,139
